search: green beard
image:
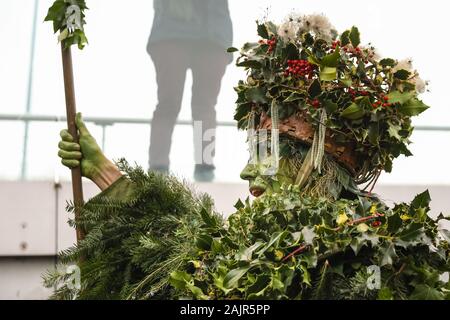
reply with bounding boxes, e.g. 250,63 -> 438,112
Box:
240,143 -> 360,200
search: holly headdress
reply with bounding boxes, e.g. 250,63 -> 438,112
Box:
231,14 -> 429,186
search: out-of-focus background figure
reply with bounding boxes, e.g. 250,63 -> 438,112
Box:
147,0 -> 233,181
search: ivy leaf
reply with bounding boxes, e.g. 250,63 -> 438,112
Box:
308,79 -> 322,98
321,45 -> 341,67
319,67 -> 337,81
397,98 -> 429,116
349,26 -> 360,47
341,103 -> 365,120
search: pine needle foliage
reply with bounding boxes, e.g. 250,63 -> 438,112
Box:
44,161 -> 449,300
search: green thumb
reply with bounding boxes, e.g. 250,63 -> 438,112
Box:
75,112 -> 90,136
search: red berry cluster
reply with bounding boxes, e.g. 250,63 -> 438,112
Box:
348,88 -> 370,101
259,37 -> 277,53
284,60 -> 315,78
331,40 -> 340,50
372,95 -> 392,108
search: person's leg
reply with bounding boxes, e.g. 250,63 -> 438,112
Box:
149,41 -> 188,172
190,41 -> 229,181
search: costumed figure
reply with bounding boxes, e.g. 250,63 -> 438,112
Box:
46,12 -> 449,300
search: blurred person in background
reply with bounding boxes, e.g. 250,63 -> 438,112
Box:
147,0 -> 233,181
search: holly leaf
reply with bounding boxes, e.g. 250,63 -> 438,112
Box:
245,87 -> 268,103
319,67 -> 337,81
410,190 -> 431,209
349,26 -> 360,47
308,79 -> 322,98
387,213 -> 403,234
386,91 -> 415,105
223,266 -> 251,289
397,98 -> 429,116
398,223 -> 424,242
393,69 -> 411,80
341,103 -> 365,120
340,30 -> 350,46
379,58 -> 396,67
257,22 -> 269,39
410,284 -> 444,300
321,45 -> 340,67
379,241 -> 397,266
324,100 -> 338,114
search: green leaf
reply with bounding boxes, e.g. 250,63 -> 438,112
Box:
378,287 -> 394,300
386,91 -> 415,105
234,198 -> 245,210
186,283 -> 209,300
341,103 -> 364,120
257,22 -> 269,39
323,100 -> 338,114
379,241 -> 397,266
387,213 -> 403,234
321,45 -> 340,67
340,30 -> 350,46
398,223 -> 424,241
410,284 -> 444,300
393,69 -> 411,80
319,67 -> 337,81
196,234 -> 213,250
246,275 -> 271,298
349,26 -> 360,47
200,208 -> 217,228
308,79 -> 322,98
237,59 -> 262,69
397,98 -> 429,116
223,266 -> 251,289
169,271 -> 191,290
379,58 -> 396,67
227,47 -> 238,53
245,87 -> 268,103
410,190 -> 431,209
236,242 -> 264,261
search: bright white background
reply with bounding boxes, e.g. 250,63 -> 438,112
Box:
0,0 -> 449,184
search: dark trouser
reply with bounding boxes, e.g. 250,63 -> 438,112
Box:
148,40 -> 229,170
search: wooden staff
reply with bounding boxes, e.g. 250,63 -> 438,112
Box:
61,43 -> 85,243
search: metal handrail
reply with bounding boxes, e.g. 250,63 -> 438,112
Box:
2,113 -> 449,180
0,113 -> 449,131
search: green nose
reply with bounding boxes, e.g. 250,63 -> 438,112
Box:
240,163 -> 258,181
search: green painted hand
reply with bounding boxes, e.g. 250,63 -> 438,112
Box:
58,113 -> 122,190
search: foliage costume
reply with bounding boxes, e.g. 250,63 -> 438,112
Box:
45,6 -> 450,300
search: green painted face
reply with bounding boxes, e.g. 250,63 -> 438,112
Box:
240,157 -> 298,197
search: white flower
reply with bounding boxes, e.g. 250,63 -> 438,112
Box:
299,14 -> 336,42
277,20 -> 298,41
393,58 -> 414,73
410,76 -> 428,94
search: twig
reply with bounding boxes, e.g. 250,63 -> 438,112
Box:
282,244 -> 309,262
